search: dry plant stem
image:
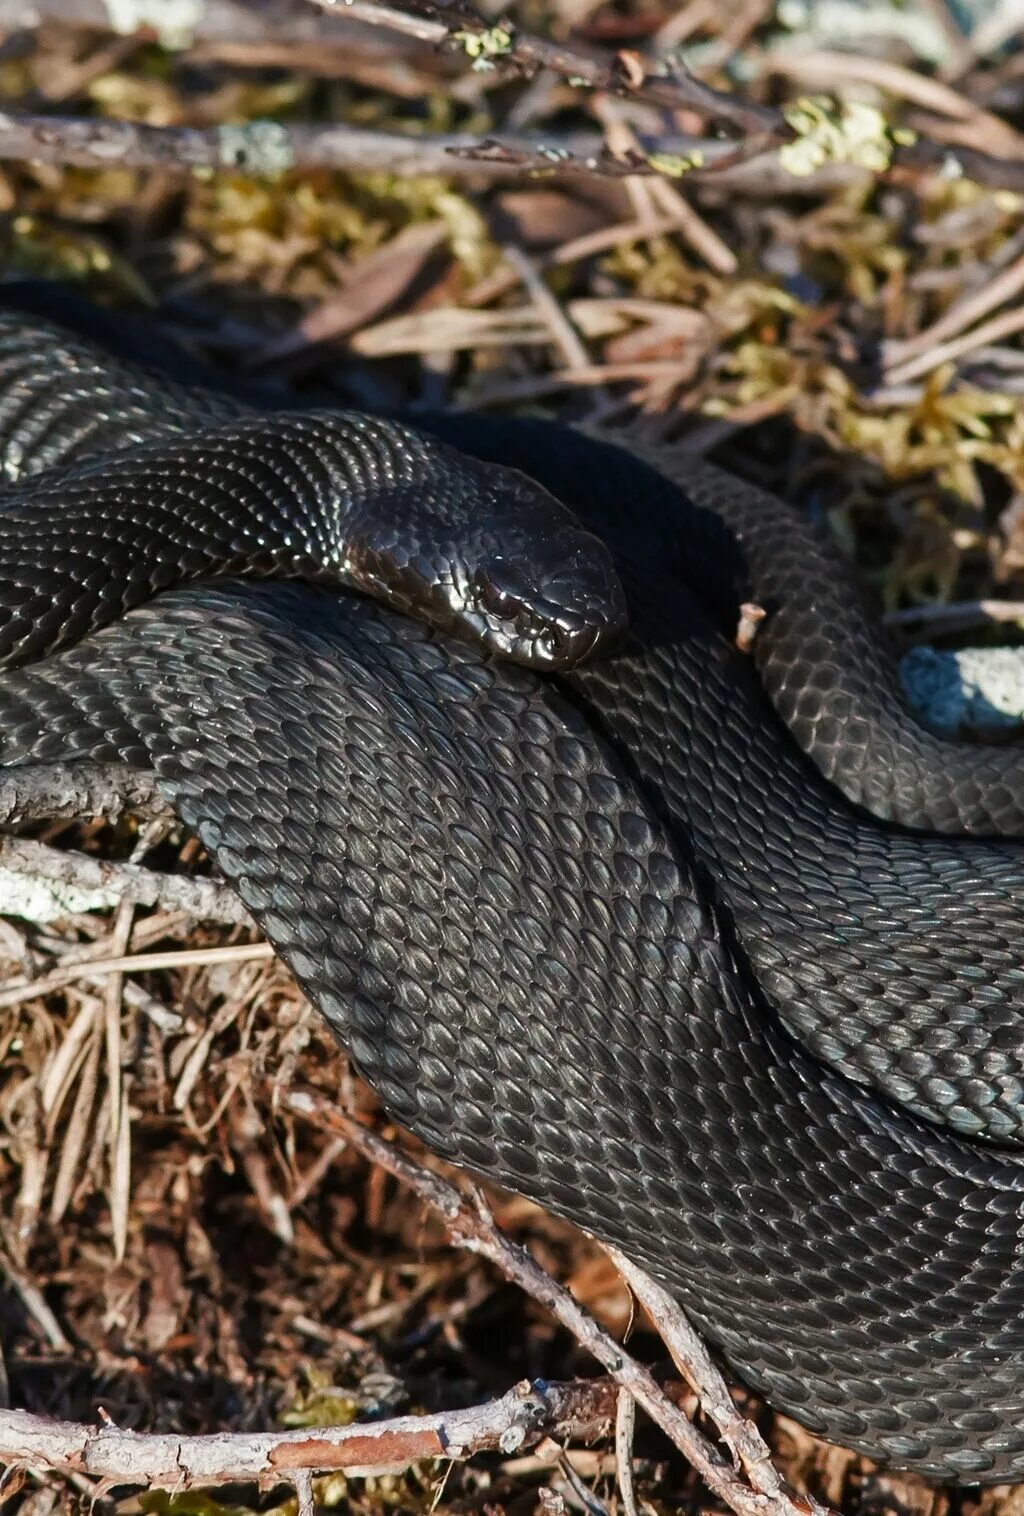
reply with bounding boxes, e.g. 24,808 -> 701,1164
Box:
614,1390 -> 639,1516
0,836 -> 254,928
0,1378 -> 615,1486
502,244 -> 591,372
2,107 -> 1018,194
886,250 -> 1024,369
0,942 -> 272,1013
285,1089 -> 826,1516
885,303 -> 1024,385
0,765 -> 165,825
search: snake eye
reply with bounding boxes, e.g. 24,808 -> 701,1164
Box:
477,559 -> 532,619
477,582 -> 525,624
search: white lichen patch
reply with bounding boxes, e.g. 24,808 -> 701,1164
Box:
0,870 -> 120,924
103,0 -> 205,51
217,121 -> 296,178
902,644 -> 1024,737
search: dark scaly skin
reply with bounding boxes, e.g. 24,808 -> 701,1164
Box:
612,430 -> 1024,838
4,578 -> 1024,1485
3,294 -> 1024,1477
1,286 -> 1017,836
423,412 -> 1024,838
0,391 -> 625,675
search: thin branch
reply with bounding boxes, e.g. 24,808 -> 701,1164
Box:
607,1247 -> 793,1509
0,110 -> 725,181
0,1377 -> 615,1485
884,302 -> 1024,385
0,765 -> 166,825
284,1089 -> 831,1516
6,0 -> 1023,194
310,0 -> 780,137
0,0 -> 373,48
885,247 -> 1024,370
307,0 -> 1024,192
1,104 -> 1017,195
614,1390 -> 639,1516
884,598 -> 1024,632
0,837 -> 254,928
0,942 -> 273,1013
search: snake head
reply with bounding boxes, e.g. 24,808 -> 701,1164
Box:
341,440 -> 629,672
466,542 -> 627,669
444,461 -> 629,671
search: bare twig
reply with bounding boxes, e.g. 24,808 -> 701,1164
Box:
608,1247 -> 794,1509
0,1378 -> 616,1485
614,1390 -> 639,1516
284,1089 -> 830,1516
0,100 -> 1017,196
885,249 -> 1024,370
502,244 -> 591,373
0,837 -> 253,928
0,765 -> 165,825
0,0 -> 400,48
0,942 -> 272,1013
884,599 -> 1024,632
736,603 -> 767,654
0,1251 -> 70,1352
884,303 -> 1024,385
308,0 -> 781,138
0,109 -> 730,182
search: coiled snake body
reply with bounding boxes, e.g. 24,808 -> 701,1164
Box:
2,291 -> 1024,1483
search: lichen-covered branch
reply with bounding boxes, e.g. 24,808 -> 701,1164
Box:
0,1378 -> 615,1486
306,0 -> 1024,194
312,0 -> 780,138
0,110 -> 718,180
0,764 -> 165,825
0,836 -> 253,928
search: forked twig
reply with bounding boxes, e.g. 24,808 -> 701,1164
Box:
284,1088 -> 833,1516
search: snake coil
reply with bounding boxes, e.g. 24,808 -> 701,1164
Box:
0,289 -> 1024,1483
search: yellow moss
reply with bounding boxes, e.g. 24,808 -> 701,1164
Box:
648,149 -> 706,178
4,215 -> 154,303
781,95 -> 897,176
452,22 -> 515,69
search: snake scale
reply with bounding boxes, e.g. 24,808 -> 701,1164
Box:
1,286 -> 1024,1483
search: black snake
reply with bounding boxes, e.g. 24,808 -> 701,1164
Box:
2,287 -> 1024,1484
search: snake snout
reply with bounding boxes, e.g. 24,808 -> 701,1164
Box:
472,539 -> 627,671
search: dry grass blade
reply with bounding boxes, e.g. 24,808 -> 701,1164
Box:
0,942 -> 272,1014
48,1010 -> 101,1228
885,304 -> 1024,385
885,249 -> 1024,368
